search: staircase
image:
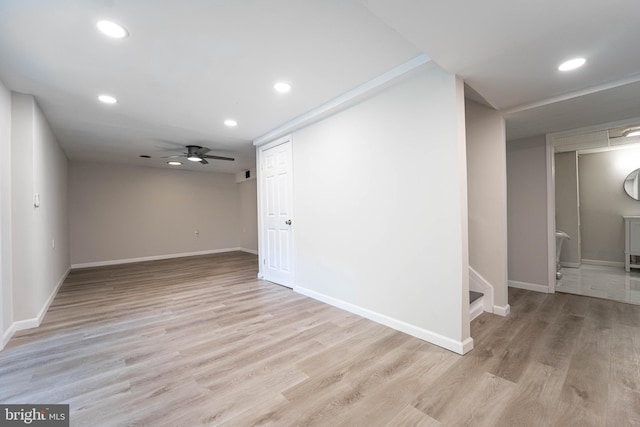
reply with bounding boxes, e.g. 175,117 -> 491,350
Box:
470,290 -> 484,321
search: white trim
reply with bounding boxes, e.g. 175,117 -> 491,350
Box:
508,280 -> 549,293
13,317 -> 38,332
581,259 -> 625,268
253,55 -> 432,147
502,75 -> 640,116
34,266 -> 70,327
549,116 -> 640,140
239,248 -> 258,255
468,267 -> 494,314
71,248 -> 246,269
3,266 -> 71,348
295,286 -> 473,355
493,304 -> 511,316
470,297 -> 484,321
546,134 -> 557,293
461,337 -> 474,354
560,261 -> 581,268
256,143 -> 265,281
1,323 -> 16,351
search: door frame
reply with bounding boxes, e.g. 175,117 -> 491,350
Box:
255,134 -> 294,285
545,134 -> 557,293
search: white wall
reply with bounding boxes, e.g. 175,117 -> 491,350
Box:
555,151 -> 580,265
579,148 -> 640,264
11,93 -> 70,326
507,135 -> 550,289
69,162 -> 247,265
0,79 -> 11,342
289,66 -> 471,354
465,99 -> 508,311
238,179 -> 258,253
11,94 -> 36,322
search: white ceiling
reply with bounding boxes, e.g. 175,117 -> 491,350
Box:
0,0 -> 639,173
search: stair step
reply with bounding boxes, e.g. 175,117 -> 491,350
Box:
470,291 -> 484,321
470,291 -> 483,305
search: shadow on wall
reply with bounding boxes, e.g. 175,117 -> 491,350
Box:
506,135 -> 549,289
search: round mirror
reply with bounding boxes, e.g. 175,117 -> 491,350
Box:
624,168 -> 640,200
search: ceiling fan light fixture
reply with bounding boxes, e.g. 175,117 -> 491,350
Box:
167,161 -> 182,166
96,20 -> 129,38
187,156 -> 202,162
98,94 -> 117,104
623,128 -> 640,138
558,57 -> 586,72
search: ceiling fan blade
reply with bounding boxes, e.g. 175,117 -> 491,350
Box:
160,155 -> 186,159
202,154 -> 235,161
195,147 -> 211,155
200,158 -> 209,165
154,139 -> 186,150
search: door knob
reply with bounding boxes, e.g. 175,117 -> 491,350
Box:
285,220 -> 292,225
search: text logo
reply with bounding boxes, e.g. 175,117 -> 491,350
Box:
0,405 -> 69,426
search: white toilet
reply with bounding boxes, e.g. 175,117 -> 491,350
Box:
555,231 -> 570,279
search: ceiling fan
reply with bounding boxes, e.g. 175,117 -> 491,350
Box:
162,145 -> 235,164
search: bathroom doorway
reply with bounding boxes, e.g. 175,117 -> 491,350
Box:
551,120 -> 640,305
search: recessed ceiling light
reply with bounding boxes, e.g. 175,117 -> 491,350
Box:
274,82 -> 291,93
139,155 -> 151,158
558,57 -> 586,72
623,128 -> 640,138
187,156 -> 202,162
98,94 -> 117,104
224,119 -> 238,127
167,161 -> 182,166
96,20 -> 129,38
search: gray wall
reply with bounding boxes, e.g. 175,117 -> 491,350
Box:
238,179 -> 258,252
0,79 -> 11,341
507,135 -> 549,287
579,148 -> 640,264
69,162 -> 257,265
291,66 -> 471,353
555,151 -> 580,265
11,93 -> 70,323
465,99 -> 508,308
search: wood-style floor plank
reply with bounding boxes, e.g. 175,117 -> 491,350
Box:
1,252 -> 640,426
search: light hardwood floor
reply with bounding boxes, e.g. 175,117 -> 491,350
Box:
1,251 -> 639,426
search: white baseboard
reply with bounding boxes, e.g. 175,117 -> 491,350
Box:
560,261 -> 581,268
468,267 -> 495,314
2,266 -> 71,350
470,297 -> 484,321
239,248 -> 258,255
1,323 -> 16,351
493,304 -> 511,316
461,337 -> 474,354
12,317 -> 38,332
508,280 -> 549,293
581,259 -> 625,268
295,286 -> 473,355
71,248 -> 247,269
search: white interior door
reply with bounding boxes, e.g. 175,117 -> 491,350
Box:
260,137 -> 294,288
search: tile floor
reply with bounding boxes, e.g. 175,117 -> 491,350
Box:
557,263 -> 640,305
